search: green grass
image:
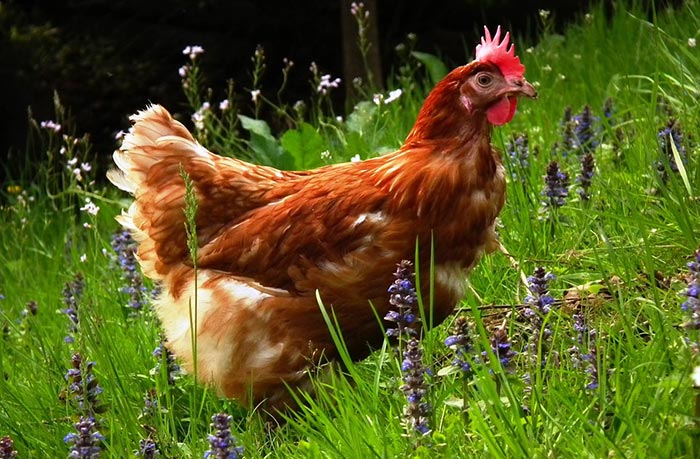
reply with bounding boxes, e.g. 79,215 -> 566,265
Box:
2,1 -> 700,457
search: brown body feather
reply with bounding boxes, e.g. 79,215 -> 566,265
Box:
108,57 -> 535,409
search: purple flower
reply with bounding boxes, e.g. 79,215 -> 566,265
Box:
576,152 -> 595,201
61,272 -> 85,343
656,118 -> 688,181
572,105 -> 600,153
0,436 -> 18,458
152,343 -> 181,385
384,260 -> 418,341
444,316 -> 474,373
64,417 -> 103,459
523,267 -> 557,367
64,353 -> 104,416
111,229 -> 150,312
481,325 -> 517,370
137,438 -> 161,458
541,161 -> 569,210
506,133 -> 531,178
400,338 -> 431,435
204,413 -> 244,459
682,249 -> 700,342
568,313 -> 599,390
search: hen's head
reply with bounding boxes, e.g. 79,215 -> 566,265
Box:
407,26 -> 536,143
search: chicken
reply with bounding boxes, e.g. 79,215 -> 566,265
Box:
108,26 -> 536,409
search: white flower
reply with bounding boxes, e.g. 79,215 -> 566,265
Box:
80,254 -> 88,263
81,162 -> 92,172
67,157 -> 78,166
320,150 -> 331,160
385,88 -> 403,104
317,74 -> 341,95
219,99 -> 230,111
373,93 -> 384,105
59,146 -> 67,155
542,65 -> 552,72
80,199 -> 100,216
689,38 -> 697,48
693,366 -> 700,387
336,116 -> 343,123
350,154 -> 361,162
178,65 -> 189,77
539,9 -> 550,20
182,45 -> 204,60
40,120 -> 61,132
250,89 -> 261,102
114,130 -> 126,140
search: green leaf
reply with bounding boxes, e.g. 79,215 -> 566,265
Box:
280,122 -> 326,170
346,101 -> 377,134
237,115 -> 294,169
411,51 -> 449,85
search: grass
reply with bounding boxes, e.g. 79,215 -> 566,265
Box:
1,1 -> 700,457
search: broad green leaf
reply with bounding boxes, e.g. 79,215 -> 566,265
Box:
280,122 -> 326,170
412,51 -> 449,85
346,101 -> 377,134
238,115 -> 294,169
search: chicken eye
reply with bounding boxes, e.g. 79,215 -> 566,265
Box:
476,73 -> 493,87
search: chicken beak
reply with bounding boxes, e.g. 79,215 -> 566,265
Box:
509,78 -> 538,99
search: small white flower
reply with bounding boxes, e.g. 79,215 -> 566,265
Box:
542,65 -> 552,72
250,89 -> 261,102
59,146 -> 67,155
373,93 -> 384,105
585,13 -> 594,23
40,120 -> 61,132
539,9 -> 551,20
182,45 -> 204,60
692,366 -> 700,387
73,168 -> 83,182
526,47 -> 535,54
317,74 -> 341,95
385,88 -> 403,104
689,38 -> 697,48
219,99 -> 230,111
80,199 -> 100,216
336,116 -> 343,122
67,157 -> 78,166
320,150 -> 331,160
178,65 -> 189,77
81,162 -> 92,172
80,254 -> 88,263
114,130 -> 125,140
350,154 -> 361,162
83,222 -> 92,229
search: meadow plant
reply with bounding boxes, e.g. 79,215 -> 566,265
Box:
681,249 -> 700,353
61,272 -> 86,343
63,417 -> 103,459
110,229 -> 149,313
152,342 -> 181,385
203,413 -> 244,459
137,438 -> 161,458
506,133 -> 531,179
444,316 -> 475,373
482,324 -> 518,372
64,353 -> 105,417
568,313 -> 599,390
656,118 -> 688,183
575,152 -> 595,201
400,337 -> 431,436
540,161 -> 569,215
384,260 -> 418,352
0,436 -> 17,459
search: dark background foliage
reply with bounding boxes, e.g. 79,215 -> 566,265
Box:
0,0 -> 649,182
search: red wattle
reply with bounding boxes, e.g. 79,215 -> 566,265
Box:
486,96 -> 518,126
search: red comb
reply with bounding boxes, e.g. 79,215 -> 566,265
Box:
474,26 -> 525,80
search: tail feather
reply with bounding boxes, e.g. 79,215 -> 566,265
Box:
108,104 -> 206,279
109,104 -> 292,280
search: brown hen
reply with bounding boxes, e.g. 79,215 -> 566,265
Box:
108,26 -> 536,409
